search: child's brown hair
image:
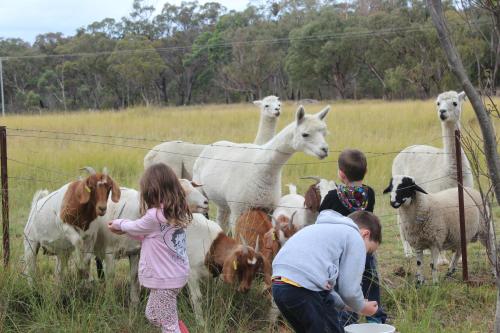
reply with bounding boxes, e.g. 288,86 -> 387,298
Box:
338,149 -> 367,182
349,210 -> 382,243
140,163 -> 192,228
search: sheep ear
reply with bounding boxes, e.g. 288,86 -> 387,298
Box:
108,176 -> 121,203
458,91 -> 466,101
316,105 -> 330,121
253,100 -> 262,107
75,180 -> 91,204
296,105 -> 305,125
414,184 -> 428,194
383,178 -> 393,194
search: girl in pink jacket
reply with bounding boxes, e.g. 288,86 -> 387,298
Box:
108,163 -> 192,333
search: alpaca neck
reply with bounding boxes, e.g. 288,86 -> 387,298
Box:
254,114 -> 277,145
259,123 -> 296,167
442,120 -> 466,182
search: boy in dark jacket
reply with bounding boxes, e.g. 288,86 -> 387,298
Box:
319,148 -> 387,327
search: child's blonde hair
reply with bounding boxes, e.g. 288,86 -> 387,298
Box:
140,163 -> 192,228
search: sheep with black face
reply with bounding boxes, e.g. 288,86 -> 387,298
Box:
383,175 -> 491,284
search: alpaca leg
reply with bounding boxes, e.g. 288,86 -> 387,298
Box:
437,251 -> 449,266
215,205 -> 230,233
228,203 -> 245,236
446,250 -> 461,278
128,254 -> 140,307
430,247 -> 440,284
187,274 -> 205,325
415,250 -> 424,285
23,236 -> 40,285
398,214 -> 413,257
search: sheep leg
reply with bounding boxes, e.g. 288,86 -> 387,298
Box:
446,250 -> 461,278
436,251 -> 450,266
128,254 -> 140,307
415,250 -> 425,285
187,274 -> 205,325
23,236 -> 40,285
430,247 -> 440,284
398,214 -> 413,257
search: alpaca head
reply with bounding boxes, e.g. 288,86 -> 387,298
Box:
435,91 -> 466,124
291,105 -> 330,159
253,95 -> 281,118
383,175 -> 427,209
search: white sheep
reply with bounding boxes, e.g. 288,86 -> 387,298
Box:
384,175 -> 491,284
391,91 -> 473,262
143,95 -> 282,179
193,105 -> 330,234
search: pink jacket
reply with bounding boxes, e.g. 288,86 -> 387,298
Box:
112,207 -> 189,289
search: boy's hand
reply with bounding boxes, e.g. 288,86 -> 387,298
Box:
360,300 -> 378,316
108,221 -> 125,235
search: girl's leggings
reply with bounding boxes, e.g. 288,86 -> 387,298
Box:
145,288 -> 182,333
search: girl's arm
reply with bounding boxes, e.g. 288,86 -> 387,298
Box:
110,213 -> 157,239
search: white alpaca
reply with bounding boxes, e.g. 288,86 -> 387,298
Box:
392,91 -> 474,261
143,96 -> 282,179
193,105 -> 330,234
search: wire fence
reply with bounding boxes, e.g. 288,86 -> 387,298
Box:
2,124 -> 497,285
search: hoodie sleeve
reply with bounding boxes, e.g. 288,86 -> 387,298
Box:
330,290 -> 347,311
111,211 -> 158,238
336,232 -> 366,313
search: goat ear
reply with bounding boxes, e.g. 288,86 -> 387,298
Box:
190,181 -> 203,188
304,184 -> 321,212
253,100 -> 262,107
414,184 -> 428,194
108,176 -> 121,203
383,178 -> 393,194
75,180 -> 91,204
296,105 -> 305,125
264,228 -> 276,249
458,91 -> 466,101
222,251 -> 238,284
316,105 -> 330,121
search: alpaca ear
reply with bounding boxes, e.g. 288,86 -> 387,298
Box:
458,91 -> 466,101
108,176 -> 121,203
383,178 -> 393,194
75,180 -> 91,204
413,184 -> 428,194
296,105 -> 305,125
253,100 -> 262,107
316,105 -> 331,120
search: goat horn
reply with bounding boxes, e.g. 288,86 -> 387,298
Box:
239,235 -> 249,255
255,235 -> 260,253
289,211 -> 297,229
80,166 -> 96,175
300,176 -> 321,185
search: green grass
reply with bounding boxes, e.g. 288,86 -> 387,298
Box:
0,99 -> 499,332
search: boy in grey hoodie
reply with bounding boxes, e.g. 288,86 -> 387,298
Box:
272,210 -> 381,333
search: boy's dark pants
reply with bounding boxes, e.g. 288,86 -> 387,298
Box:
338,254 -> 387,327
272,282 -> 343,333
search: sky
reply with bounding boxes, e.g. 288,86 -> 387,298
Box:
0,0 -> 249,44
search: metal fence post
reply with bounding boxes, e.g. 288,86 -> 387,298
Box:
455,128 -> 468,282
0,126 -> 9,267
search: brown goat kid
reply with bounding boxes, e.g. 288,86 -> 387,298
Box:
60,167 -> 121,231
205,231 -> 271,293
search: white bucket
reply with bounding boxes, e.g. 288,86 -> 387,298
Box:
344,323 -> 396,333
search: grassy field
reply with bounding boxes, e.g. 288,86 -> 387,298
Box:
0,99 -> 499,332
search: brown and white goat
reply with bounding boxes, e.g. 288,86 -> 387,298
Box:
186,213 -> 271,322
23,167 -> 120,282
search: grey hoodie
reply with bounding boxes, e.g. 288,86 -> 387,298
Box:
272,209 -> 366,313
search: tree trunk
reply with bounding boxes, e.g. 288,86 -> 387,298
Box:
428,0 -> 500,205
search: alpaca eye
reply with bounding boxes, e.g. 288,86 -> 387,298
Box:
265,105 -> 269,108
453,102 -> 457,107
437,102 -> 440,106
302,133 -> 309,138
